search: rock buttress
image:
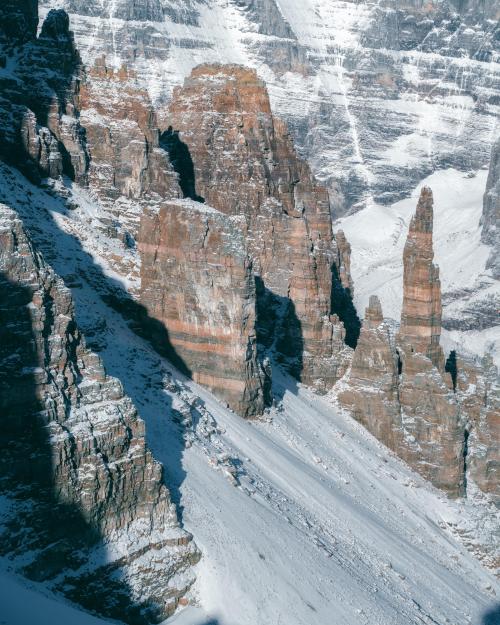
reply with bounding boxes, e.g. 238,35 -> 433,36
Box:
139,202 -> 270,417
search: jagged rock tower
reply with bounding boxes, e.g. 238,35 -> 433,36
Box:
139,64 -> 353,416
399,187 -> 444,369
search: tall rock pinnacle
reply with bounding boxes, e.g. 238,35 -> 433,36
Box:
399,187 -> 444,369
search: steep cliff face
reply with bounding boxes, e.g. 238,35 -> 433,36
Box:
139,64 -> 352,415
482,136 -> 500,280
78,56 -> 181,232
399,187 -> 444,369
139,201 -> 270,416
0,204 -> 199,623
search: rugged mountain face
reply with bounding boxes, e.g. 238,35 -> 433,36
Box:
35,0 -> 499,374
78,56 -> 181,233
0,6 -> 88,184
139,200 -> 271,417
138,64 -> 352,415
340,188 -> 499,501
0,5 -> 201,623
38,0 -> 500,213
0,204 -> 199,623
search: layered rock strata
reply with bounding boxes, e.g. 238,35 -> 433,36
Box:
0,7 -> 88,184
139,64 -> 353,415
0,204 -> 199,623
340,189 -> 499,501
399,187 -> 444,369
38,0 -> 500,213
139,201 -> 270,417
78,56 -> 181,233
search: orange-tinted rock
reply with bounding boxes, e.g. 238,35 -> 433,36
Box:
399,187 -> 444,369
139,201 -> 270,417
139,64 -> 352,415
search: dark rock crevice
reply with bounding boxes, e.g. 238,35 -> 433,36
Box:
445,350 -> 458,391
255,274 -> 303,391
330,263 -> 361,349
160,126 -> 204,203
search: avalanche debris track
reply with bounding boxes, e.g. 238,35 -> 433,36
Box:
0,162 -> 498,625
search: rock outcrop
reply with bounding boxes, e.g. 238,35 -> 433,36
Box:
0,204 -> 199,623
339,295 -> 400,447
340,188 -> 499,502
399,187 -> 444,369
139,64 -> 352,415
482,136 -> 500,280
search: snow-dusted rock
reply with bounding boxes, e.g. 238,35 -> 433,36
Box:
0,203 -> 198,620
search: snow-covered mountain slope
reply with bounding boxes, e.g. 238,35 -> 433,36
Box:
339,167 -> 500,365
38,0 -> 499,213
0,163 -> 498,625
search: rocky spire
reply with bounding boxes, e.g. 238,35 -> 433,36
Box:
338,295 -> 400,448
399,187 -> 444,369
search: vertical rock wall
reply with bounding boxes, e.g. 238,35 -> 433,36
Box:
139,201 -> 270,417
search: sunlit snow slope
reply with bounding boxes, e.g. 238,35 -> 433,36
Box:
0,164 -> 499,625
